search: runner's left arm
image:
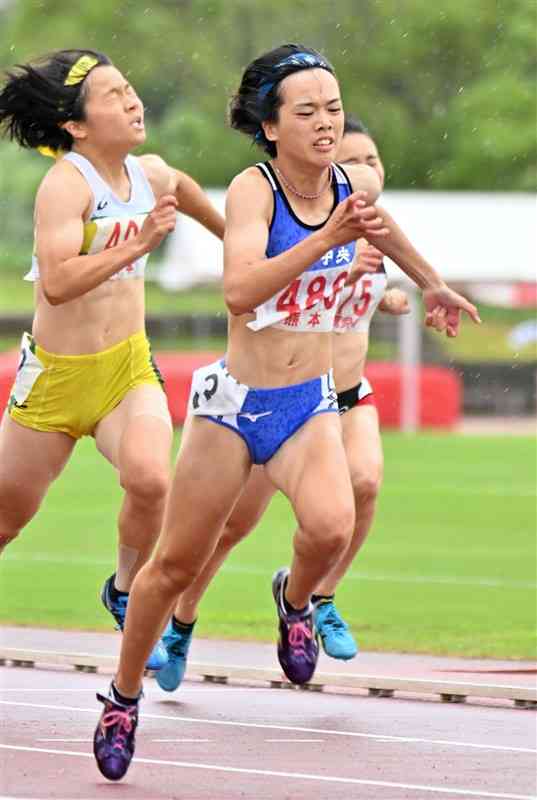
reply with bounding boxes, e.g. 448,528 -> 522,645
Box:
364,205 -> 481,336
172,170 -> 225,240
140,154 -> 225,240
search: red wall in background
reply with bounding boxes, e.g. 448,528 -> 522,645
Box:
0,350 -> 461,429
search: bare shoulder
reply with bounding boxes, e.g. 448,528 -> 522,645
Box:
35,158 -> 91,217
227,166 -> 273,218
138,153 -> 175,198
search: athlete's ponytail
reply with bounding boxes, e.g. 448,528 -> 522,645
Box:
0,49 -> 111,154
229,43 -> 335,157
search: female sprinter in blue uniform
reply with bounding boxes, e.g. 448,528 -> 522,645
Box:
92,45 -> 480,782
152,115 -> 409,692
0,50 -> 224,669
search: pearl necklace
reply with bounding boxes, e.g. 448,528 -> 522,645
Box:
274,165 -> 332,200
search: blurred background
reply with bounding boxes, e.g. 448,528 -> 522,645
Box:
0,0 -> 535,655
0,0 -> 536,430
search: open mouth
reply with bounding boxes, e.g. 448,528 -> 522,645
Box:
313,137 -> 334,149
131,116 -> 144,130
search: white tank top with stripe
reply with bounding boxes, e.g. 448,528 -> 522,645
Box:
25,152 -> 155,282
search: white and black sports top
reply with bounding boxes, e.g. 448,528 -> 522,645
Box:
247,162 -> 357,333
25,151 -> 155,282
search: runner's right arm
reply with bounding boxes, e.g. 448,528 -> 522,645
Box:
35,162 -> 177,305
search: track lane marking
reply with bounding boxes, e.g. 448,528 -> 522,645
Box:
0,744 -> 534,800
36,738 -> 91,742
152,738 -> 211,743
3,552 -> 535,589
0,699 -> 534,754
264,738 -> 325,742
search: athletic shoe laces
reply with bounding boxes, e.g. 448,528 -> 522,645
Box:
319,606 -> 348,633
101,705 -> 136,753
288,621 -> 313,658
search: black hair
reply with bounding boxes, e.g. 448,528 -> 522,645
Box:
343,115 -> 370,137
229,43 -> 336,157
0,49 -> 112,153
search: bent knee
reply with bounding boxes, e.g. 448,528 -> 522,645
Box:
154,554 -> 203,596
351,467 -> 383,504
299,503 -> 355,558
120,464 -> 169,505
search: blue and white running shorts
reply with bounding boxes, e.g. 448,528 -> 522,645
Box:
188,359 -> 338,464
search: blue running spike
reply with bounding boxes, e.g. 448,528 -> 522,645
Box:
314,601 -> 358,660
101,574 -> 168,671
156,620 -> 194,692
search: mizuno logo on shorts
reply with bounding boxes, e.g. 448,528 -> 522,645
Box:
238,411 -> 273,422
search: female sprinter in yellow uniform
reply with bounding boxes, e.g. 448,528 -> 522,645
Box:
0,50 -> 224,669
92,45 -> 479,782
153,114 -> 409,690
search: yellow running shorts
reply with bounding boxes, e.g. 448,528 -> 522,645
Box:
8,330 -> 165,439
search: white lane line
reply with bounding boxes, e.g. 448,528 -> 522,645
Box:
3,552 -> 535,589
265,738 -> 324,743
3,670 -> 532,692
0,688 -> 256,693
0,744 -> 534,800
152,738 -> 211,743
0,700 -> 534,754
383,486 -> 536,498
37,738 -> 91,742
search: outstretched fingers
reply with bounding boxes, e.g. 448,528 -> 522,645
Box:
459,297 -> 482,325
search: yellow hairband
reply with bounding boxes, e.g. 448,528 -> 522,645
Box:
37,55 -> 99,158
64,54 -> 99,86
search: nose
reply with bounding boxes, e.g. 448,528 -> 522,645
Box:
316,110 -> 333,130
126,92 -> 141,112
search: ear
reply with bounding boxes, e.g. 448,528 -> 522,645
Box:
261,120 -> 278,144
60,120 -> 88,143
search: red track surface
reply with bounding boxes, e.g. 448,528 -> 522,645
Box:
1,629 -> 536,800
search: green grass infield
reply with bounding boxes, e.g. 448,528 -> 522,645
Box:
0,432 -> 535,659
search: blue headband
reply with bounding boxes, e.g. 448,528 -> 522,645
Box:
258,51 -> 330,101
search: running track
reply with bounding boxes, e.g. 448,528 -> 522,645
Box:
1,628 -> 536,800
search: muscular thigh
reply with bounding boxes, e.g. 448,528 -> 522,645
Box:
341,405 -> 383,484
156,416 -> 252,568
226,465 -> 277,536
341,405 -> 383,478
0,412 -> 75,502
265,413 -> 353,528
94,384 -> 172,473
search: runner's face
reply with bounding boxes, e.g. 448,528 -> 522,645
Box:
70,66 -> 145,150
337,132 -> 385,188
264,68 -> 343,168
